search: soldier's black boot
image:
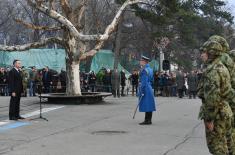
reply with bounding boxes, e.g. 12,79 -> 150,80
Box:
139,112 -> 152,125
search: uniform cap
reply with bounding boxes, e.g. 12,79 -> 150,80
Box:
208,35 -> 230,52
201,40 -> 223,56
141,56 -> 150,62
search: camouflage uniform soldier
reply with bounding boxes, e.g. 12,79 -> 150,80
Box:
20,67 -> 28,97
229,50 -> 235,60
198,41 -> 234,155
208,35 -> 235,88
208,35 -> 235,154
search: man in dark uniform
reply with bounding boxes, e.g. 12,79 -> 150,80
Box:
8,60 -> 24,120
138,56 -> 156,125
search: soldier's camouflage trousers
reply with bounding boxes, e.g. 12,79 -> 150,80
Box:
231,106 -> 235,155
205,117 -> 235,155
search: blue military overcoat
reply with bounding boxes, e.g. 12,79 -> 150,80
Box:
138,64 -> 156,112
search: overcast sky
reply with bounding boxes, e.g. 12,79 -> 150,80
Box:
227,0 -> 235,16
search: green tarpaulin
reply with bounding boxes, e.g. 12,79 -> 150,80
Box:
90,50 -> 130,75
0,49 -> 159,74
0,49 -> 66,72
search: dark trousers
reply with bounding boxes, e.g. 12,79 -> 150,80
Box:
154,87 -> 157,96
132,85 -> 138,96
189,91 -> 197,99
144,112 -> 152,122
105,85 -> 112,92
113,89 -> 120,98
90,84 -> 95,92
9,94 -> 21,119
44,84 -> 51,93
121,86 -> 125,96
0,86 -> 4,96
29,81 -> 36,96
178,89 -> 183,98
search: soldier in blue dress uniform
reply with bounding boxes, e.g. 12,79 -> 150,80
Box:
138,56 -> 156,125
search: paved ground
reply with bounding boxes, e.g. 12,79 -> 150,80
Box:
0,95 -> 210,155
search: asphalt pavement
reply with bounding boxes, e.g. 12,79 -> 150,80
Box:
0,95 -> 210,155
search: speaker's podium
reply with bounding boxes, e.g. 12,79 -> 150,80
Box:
162,60 -> 170,71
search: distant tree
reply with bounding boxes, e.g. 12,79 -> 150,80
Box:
118,0 -> 234,69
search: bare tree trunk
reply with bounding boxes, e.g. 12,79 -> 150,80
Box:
113,17 -> 123,92
65,32 -> 82,96
113,23 -> 122,70
66,58 -> 81,96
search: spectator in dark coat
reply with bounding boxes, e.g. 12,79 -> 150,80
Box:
158,72 -> 164,96
42,66 -> 52,93
162,72 -> 170,97
111,69 -> 120,97
153,71 -> 159,96
130,70 -> 139,96
0,68 -> 7,96
187,71 -> 198,99
176,70 -> 185,98
59,69 -> 66,92
170,72 -> 177,96
29,66 -> 37,96
88,71 -> 96,92
103,69 -> 112,92
120,70 -> 126,96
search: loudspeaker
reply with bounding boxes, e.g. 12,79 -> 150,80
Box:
163,60 -> 170,71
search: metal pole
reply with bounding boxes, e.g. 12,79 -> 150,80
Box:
159,48 -> 165,71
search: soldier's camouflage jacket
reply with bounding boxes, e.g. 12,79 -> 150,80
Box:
198,58 -> 233,121
219,53 -> 235,90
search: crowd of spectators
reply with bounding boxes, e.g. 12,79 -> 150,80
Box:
0,65 -> 202,99
153,70 -> 202,99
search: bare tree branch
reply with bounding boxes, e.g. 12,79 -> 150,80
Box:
0,37 -> 64,51
76,1 -> 87,30
60,0 -> 72,16
73,0 -> 88,30
26,0 -> 99,41
27,0 -> 144,41
18,0 -> 34,22
49,0 -> 56,10
80,0 -> 145,60
14,18 -> 62,31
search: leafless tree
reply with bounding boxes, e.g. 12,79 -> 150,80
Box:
0,0 -> 145,95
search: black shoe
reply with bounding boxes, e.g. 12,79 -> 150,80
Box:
18,116 -> 25,120
9,117 -> 18,121
139,121 -> 152,125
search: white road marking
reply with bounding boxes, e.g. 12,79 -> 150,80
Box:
0,121 -> 9,126
0,106 -> 65,127
22,106 -> 65,118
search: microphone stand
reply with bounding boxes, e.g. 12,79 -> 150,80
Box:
31,83 -> 48,121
